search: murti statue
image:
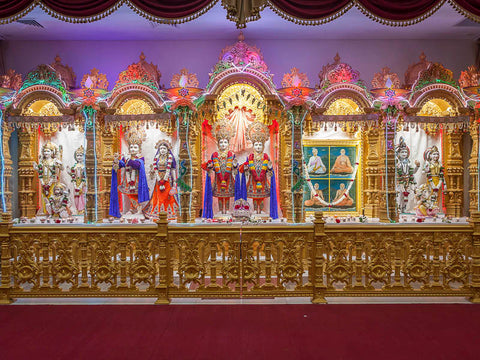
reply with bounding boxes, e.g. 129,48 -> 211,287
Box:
109,128 -> 149,217
332,183 -> 354,207
414,183 -> 439,218
47,182 -> 70,219
395,137 -> 420,213
415,145 -> 446,217
423,145 -> 446,193
67,145 -> 86,215
240,121 -> 278,218
202,119 -> 238,217
143,140 -> 178,220
33,141 -> 64,215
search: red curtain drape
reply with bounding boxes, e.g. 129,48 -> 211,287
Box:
0,0 -> 217,21
0,0 -> 479,23
0,0 -> 34,20
269,0 -> 480,21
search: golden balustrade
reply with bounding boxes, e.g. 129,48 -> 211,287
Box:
1,212 -> 480,304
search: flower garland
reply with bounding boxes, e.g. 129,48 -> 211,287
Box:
303,145 -> 361,208
213,151 -> 233,189
248,153 -> 269,190
154,153 -> 173,186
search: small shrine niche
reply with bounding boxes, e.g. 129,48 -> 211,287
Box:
116,98 -> 155,115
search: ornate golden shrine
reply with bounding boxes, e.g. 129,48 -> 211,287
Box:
0,38 -> 479,304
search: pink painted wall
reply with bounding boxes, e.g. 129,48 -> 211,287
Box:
3,39 -> 476,89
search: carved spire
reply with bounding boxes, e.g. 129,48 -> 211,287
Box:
50,55 -> 76,89
404,52 -> 431,89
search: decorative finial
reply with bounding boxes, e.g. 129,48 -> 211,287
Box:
140,52 -> 146,61
54,54 -> 61,63
334,53 -> 341,63
238,31 -> 245,42
420,52 -> 426,62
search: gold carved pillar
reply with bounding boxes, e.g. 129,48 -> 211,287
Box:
1,121 -> 13,213
0,212 -> 14,304
278,112 -> 291,221
98,113 -> 115,220
176,107 -> 198,223
378,122 -> 397,222
286,106 -> 307,223
469,121 -> 479,215
18,128 -> 37,217
82,106 -> 100,223
363,128 -> 380,218
444,130 -> 463,217
469,211 -> 480,303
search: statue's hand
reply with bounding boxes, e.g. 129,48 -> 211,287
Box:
232,158 -> 238,167
414,160 -> 420,167
33,162 -> 38,170
267,160 -> 273,169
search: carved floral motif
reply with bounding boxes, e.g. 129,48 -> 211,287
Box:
81,68 -> 109,90
170,68 -> 199,88
459,65 -> 480,88
404,52 -> 431,89
0,69 -> 22,90
218,35 -> 268,72
371,67 -> 401,89
281,67 -> 310,88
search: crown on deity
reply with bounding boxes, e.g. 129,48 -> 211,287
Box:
52,182 -> 67,193
213,119 -> 234,141
125,127 -> 147,146
42,141 -> 59,157
246,121 -> 269,144
155,139 -> 172,150
424,145 -> 440,161
395,137 -> 410,158
74,145 -> 85,158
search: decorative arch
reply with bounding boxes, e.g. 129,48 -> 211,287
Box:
105,52 -> 165,111
205,33 -> 278,98
411,86 -> 467,112
314,55 -> 372,111
12,63 -> 72,112
410,62 -> 467,111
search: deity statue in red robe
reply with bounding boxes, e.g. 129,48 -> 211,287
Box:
202,119 -> 238,216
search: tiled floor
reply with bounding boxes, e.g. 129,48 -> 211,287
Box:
11,296 -> 471,305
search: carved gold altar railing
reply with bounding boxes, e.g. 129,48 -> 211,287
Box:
1,212 -> 480,304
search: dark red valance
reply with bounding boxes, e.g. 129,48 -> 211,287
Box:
0,0 -> 217,23
0,0 -> 479,25
269,0 -> 480,24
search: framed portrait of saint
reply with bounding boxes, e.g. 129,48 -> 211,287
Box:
302,140 -> 361,214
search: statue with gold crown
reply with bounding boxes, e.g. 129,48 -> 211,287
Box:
415,145 -> 446,217
47,182 -> 71,219
202,119 -> 239,218
239,121 -> 278,218
143,139 -> 178,220
422,145 -> 446,193
395,137 -> 420,213
67,145 -> 86,215
109,128 -> 149,217
33,141 -> 64,215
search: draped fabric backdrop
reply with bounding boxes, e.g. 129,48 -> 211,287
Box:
0,1 -> 479,25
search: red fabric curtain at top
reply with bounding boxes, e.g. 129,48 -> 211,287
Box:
357,0 -> 442,21
130,0 -> 217,19
269,0 -> 351,20
42,0 -> 119,17
0,0 -> 34,19
454,0 -> 480,17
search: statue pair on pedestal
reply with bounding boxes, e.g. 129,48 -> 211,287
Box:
202,120 -> 278,220
33,141 -> 85,219
395,137 -> 446,217
109,128 -> 177,220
